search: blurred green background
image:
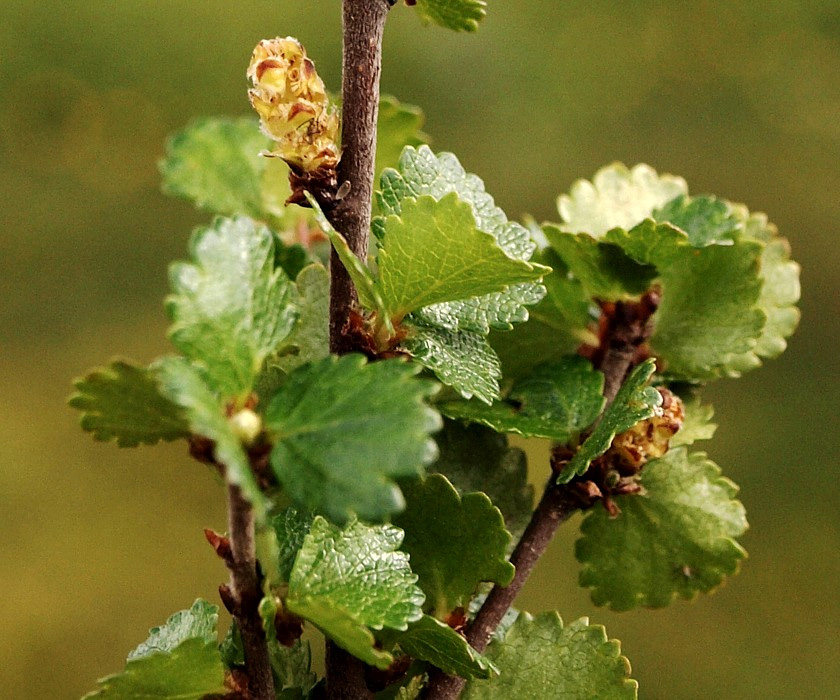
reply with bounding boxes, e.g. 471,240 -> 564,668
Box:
1,1 -> 838,698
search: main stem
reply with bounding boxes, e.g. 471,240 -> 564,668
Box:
226,482 -> 275,700
328,0 -> 390,355
425,296 -> 658,700
324,1 -> 390,698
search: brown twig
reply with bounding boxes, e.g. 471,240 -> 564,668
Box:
327,0 -> 390,355
424,291 -> 661,699
322,1 -> 391,697
225,482 -> 275,700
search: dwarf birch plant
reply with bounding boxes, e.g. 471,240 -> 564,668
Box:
71,2 -> 800,699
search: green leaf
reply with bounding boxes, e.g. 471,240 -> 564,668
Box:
154,356 -> 267,520
265,354 -> 441,524
401,320 -> 501,404
377,194 -> 548,321
732,206 -> 801,360
672,394 -> 717,447
271,507 -> 315,584
160,116 -> 272,219
167,216 -> 298,399
576,447 -> 748,611
83,601 -> 225,699
271,263 -> 330,375
604,221 -> 766,380
394,474 -> 514,616
557,162 -> 687,238
490,249 -> 596,380
544,227 -> 657,300
462,612 -> 637,699
287,517 -> 425,669
430,421 -> 533,541
270,639 -> 317,698
69,360 -> 189,447
376,96 -> 428,177
128,599 -> 218,660
413,0 -> 487,32
381,615 -> 496,679
439,356 -> 605,442
557,359 -> 662,484
378,146 -> 546,332
653,194 -> 739,247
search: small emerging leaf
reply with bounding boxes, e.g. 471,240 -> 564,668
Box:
462,612 -> 637,699
128,599 -> 218,660
287,517 -> 425,669
69,359 -> 189,447
576,447 -> 748,610
394,474 -> 514,616
557,359 -> 662,483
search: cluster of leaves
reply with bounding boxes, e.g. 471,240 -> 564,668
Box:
71,7 -> 800,697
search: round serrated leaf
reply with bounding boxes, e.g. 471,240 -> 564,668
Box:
576,447 -> 748,611
462,612 -> 637,699
265,354 -> 441,524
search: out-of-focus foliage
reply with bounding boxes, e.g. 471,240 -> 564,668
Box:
1,1 -> 837,698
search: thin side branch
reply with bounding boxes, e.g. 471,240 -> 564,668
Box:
328,0 -> 390,355
424,292 -> 661,700
226,482 -> 275,700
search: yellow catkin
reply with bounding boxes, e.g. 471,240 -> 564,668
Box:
247,37 -> 340,172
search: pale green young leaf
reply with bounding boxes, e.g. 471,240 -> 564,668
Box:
440,356 -> 605,442
265,354 -> 441,524
557,162 -> 687,238
377,194 -> 548,321
381,615 -> 497,679
401,320 -> 501,404
378,146 -> 545,332
576,447 -> 748,611
128,599 -> 218,660
69,360 -> 189,447
154,356 -> 268,520
430,421 -> 533,541
286,517 -> 425,669
672,395 -> 717,447
653,194 -> 739,247
271,263 -> 330,374
544,226 -> 657,300
83,601 -> 225,699
167,216 -> 298,399
462,612 -> 637,699
270,639 -> 317,698
159,116 -> 272,219
393,474 -> 514,616
557,360 -> 662,484
413,0 -> 487,32
731,206 -> 801,360
376,96 -> 428,177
